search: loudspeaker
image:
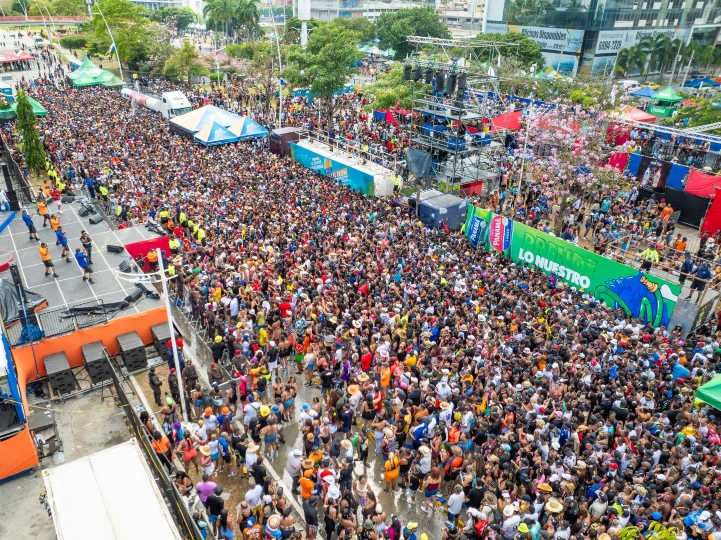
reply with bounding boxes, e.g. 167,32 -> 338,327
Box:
435,71 -> 445,93
413,66 -> 422,82
136,282 -> 160,300
79,206 -> 90,217
61,195 -> 75,203
403,64 -> 411,81
89,214 -> 103,224
107,244 -> 125,254
447,72 -> 457,95
457,73 -> 467,94
424,68 -> 433,84
123,287 -> 144,304
5,188 -> 19,211
1,162 -> 10,191
119,260 -> 133,273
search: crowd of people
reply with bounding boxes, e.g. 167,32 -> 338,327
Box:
10,63 -> 721,540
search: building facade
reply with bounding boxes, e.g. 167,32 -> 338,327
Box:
485,0 -> 721,75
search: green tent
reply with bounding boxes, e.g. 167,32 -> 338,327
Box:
101,74 -> 126,88
695,374 -> 721,409
67,57 -> 123,87
654,86 -> 684,103
0,96 -> 48,120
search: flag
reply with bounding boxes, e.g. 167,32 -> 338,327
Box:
279,78 -> 287,87
108,43 -> 116,55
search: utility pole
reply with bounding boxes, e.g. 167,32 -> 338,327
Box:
668,38 -> 684,85
682,50 -> 695,88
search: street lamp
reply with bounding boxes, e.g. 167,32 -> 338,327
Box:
111,248 -> 188,423
91,0 -> 124,81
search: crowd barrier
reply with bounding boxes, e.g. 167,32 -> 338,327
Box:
464,205 -> 682,328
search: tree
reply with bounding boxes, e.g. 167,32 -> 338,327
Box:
90,0 -> 150,66
676,99 -> 721,134
15,91 -> 46,174
143,23 -> 174,75
150,7 -> 197,33
284,24 -> 363,125
53,0 -> 87,15
702,45 -> 717,71
282,16 -> 323,45
10,0 -> 30,17
474,32 -> 544,70
638,33 -> 674,79
239,40 -> 285,118
615,45 -> 647,77
376,7 -> 450,60
363,63 -> 429,110
164,40 -> 207,84
332,17 -> 375,43
235,0 -> 260,40
203,0 -> 236,36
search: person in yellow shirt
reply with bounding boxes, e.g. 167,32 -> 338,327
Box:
38,243 -> 58,278
259,327 -> 269,349
37,198 -> 50,227
147,249 -> 159,271
49,214 -> 60,237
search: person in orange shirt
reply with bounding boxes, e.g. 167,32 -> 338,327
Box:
37,198 -> 50,227
38,242 -> 58,278
299,467 -> 315,500
380,363 -> 391,391
674,236 -> 687,254
151,430 -> 173,473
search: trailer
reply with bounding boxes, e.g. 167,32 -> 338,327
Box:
120,89 -> 192,119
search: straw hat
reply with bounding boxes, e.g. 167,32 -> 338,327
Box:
545,500 -> 563,513
199,445 -> 211,456
247,442 -> 260,453
383,428 -> 394,438
451,445 -> 463,457
347,384 -> 361,396
341,439 -> 353,450
358,373 -> 370,383
484,491 -> 498,506
418,446 -> 431,457
440,401 -> 451,410
301,458 -> 314,469
537,483 -> 553,493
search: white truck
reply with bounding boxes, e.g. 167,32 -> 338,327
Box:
120,88 -> 192,119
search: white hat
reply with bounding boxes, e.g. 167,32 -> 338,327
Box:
328,485 -> 340,499
503,505 -> 515,517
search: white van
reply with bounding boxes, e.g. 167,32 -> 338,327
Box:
620,80 -> 642,91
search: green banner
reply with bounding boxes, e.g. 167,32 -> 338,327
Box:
464,205 -> 681,327
647,105 -> 675,117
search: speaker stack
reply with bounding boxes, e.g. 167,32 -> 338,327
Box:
89,214 -> 104,224
123,287 -> 144,305
117,331 -> 147,371
81,341 -> 112,384
151,322 -> 172,359
44,352 -> 78,395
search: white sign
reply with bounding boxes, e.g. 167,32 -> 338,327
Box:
508,25 -> 584,53
595,28 -> 684,55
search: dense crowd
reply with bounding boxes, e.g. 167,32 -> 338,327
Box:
12,70 -> 721,540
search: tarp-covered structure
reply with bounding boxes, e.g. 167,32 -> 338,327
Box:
683,77 -> 720,88
654,86 -> 684,103
0,278 -> 47,325
615,105 -> 657,123
629,86 -> 658,99
169,105 -> 241,135
228,116 -> 269,140
696,374 -> 721,410
66,57 -> 122,88
194,121 -> 239,146
0,96 -> 48,120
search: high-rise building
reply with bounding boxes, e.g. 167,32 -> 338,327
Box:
485,0 -> 721,76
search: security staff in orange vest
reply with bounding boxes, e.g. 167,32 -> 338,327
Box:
38,242 -> 58,278
147,249 -> 159,272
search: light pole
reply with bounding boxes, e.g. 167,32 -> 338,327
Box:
92,0 -> 124,81
112,249 -> 188,422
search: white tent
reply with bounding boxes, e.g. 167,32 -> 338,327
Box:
43,439 -> 183,540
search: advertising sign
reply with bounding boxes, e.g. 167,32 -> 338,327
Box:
467,213 -> 489,248
464,205 -> 681,327
508,25 -> 584,53
289,143 -> 376,196
647,105 -> 675,117
594,28 -> 683,55
339,0 -> 361,8
489,215 -> 513,252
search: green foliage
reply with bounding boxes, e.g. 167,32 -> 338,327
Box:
376,7 -> 451,60
164,40 -> 207,84
332,17 -> 375,43
676,98 -> 721,134
238,40 -> 285,117
53,0 -> 87,15
474,32 -> 544,70
143,23 -> 174,75
203,0 -> 259,39
363,63 -> 429,110
90,0 -> 150,65
10,0 -> 30,16
59,35 -> 87,49
209,72 -> 223,82
615,45 -> 647,76
150,7 -> 197,33
15,91 -> 46,173
226,43 -> 256,60
284,24 -> 363,115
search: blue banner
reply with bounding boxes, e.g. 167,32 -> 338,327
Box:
289,142 -> 376,197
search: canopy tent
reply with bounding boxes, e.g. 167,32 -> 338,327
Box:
169,105 -> 241,134
0,96 -> 47,121
616,105 -> 657,123
490,111 -> 522,131
43,440 -> 183,540
683,77 -> 720,88
227,116 -> 269,140
696,374 -> 721,409
67,57 -> 120,87
654,86 -> 684,103
629,86 -> 658,99
193,120 -> 239,146
101,74 -> 126,88
0,49 -> 34,64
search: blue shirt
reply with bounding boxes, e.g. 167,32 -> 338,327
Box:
22,213 -> 33,227
56,230 -> 67,245
75,252 -> 89,268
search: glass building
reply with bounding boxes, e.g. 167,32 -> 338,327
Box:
485,0 -> 721,75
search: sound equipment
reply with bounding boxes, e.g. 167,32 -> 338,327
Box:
151,322 -> 172,358
61,195 -> 75,203
9,263 -> 22,288
413,66 -> 422,82
123,287 -> 144,304
424,68 -> 433,84
457,73 -> 467,94
403,64 -> 411,81
1,162 -> 10,191
106,244 -> 125,254
117,331 -> 147,371
78,206 -> 90,216
435,71 -> 445,93
5,188 -> 19,211
136,282 -> 160,300
81,341 -> 112,384
447,72 -> 457,95
44,352 -> 78,395
119,259 -> 137,273
89,214 -> 104,224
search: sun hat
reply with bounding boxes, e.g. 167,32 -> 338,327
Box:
247,442 -> 260,453
199,445 -> 211,456
260,405 -> 271,417
545,500 -> 563,513
341,439 -> 353,449
267,515 -> 281,532
503,505 -> 515,517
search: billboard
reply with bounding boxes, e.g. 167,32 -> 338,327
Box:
339,0 -> 361,7
508,25 -> 584,54
289,142 -> 376,196
594,28 -> 684,55
464,205 -> 681,327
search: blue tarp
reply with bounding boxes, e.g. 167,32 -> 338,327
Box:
193,121 -> 240,146
630,86 -> 658,98
667,164 -> 690,190
682,77 -> 720,88
627,153 -> 642,176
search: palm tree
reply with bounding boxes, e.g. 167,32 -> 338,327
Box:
203,0 -> 235,36
638,34 -> 673,80
235,0 -> 260,41
615,45 -> 647,77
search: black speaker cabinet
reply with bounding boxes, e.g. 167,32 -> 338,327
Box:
117,331 -> 147,371
89,214 -> 104,224
44,352 -> 78,395
107,244 -> 124,253
81,341 -> 112,384
151,322 -> 172,359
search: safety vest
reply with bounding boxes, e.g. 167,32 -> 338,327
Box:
168,264 -> 176,276
99,185 -> 108,196
197,228 -> 206,242
178,212 -> 187,225
147,251 -> 158,263
159,210 -> 169,220
116,205 -> 122,216
192,223 -> 200,235
169,238 -> 180,250
187,219 -> 195,230
57,180 -> 65,192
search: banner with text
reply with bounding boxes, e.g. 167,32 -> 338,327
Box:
289,143 -> 376,197
464,205 -> 681,327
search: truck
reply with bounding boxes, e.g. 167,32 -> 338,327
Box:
120,88 -> 192,119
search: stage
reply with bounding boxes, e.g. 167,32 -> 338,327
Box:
0,199 -> 165,313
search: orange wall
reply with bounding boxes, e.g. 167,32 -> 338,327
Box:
0,306 -> 168,481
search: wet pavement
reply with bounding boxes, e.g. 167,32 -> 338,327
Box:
139,308 -> 452,539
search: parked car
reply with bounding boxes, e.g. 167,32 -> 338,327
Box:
647,82 -> 660,90
620,79 -> 642,92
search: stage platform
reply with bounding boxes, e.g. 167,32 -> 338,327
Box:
0,199 -> 165,314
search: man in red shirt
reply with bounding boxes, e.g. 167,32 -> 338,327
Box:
279,297 -> 292,319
